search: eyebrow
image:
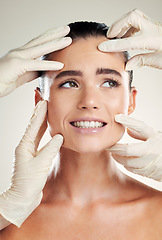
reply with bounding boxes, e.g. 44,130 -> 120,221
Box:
55,68 -> 122,79
55,70 -> 82,79
96,68 -> 122,77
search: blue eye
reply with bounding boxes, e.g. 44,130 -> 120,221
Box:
102,80 -> 120,88
59,80 -> 78,88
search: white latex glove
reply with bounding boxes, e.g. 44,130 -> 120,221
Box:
108,114 -> 162,181
0,100 -> 63,228
98,9 -> 162,70
0,26 -> 72,97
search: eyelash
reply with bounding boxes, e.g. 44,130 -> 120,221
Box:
58,79 -> 78,88
58,79 -> 121,88
102,79 -> 121,88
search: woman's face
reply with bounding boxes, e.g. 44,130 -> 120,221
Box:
45,36 -> 136,153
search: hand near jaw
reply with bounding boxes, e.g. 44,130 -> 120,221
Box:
108,114 -> 162,181
98,9 -> 162,70
0,100 -> 63,229
0,26 -> 72,97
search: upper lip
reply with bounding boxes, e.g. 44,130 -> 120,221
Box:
70,117 -> 107,124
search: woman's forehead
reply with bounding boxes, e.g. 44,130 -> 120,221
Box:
49,37 -> 126,71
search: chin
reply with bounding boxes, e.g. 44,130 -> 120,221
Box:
61,132 -> 124,154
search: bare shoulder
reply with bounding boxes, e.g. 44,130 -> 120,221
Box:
127,176 -> 162,220
125,174 -> 162,199
146,187 -> 162,216
141,187 -> 162,236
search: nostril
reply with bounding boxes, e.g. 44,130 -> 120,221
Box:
81,106 -> 98,109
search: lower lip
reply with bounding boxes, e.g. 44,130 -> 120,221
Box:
70,123 -> 107,134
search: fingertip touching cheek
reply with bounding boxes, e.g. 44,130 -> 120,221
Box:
44,37 -> 136,153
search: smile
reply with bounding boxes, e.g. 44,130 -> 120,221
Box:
70,121 -> 107,128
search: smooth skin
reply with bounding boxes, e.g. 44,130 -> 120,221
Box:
1,36 -> 162,240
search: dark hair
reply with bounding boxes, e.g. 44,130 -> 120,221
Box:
39,21 -> 133,92
67,21 -> 108,39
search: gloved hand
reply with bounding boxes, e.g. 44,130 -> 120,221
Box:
108,114 -> 162,181
0,26 -> 72,97
0,100 -> 63,228
98,9 -> 162,70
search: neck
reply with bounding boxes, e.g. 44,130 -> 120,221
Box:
44,148 -> 128,206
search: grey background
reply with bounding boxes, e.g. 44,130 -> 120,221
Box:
0,0 -> 162,192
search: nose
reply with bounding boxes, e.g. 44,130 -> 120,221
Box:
77,87 -> 101,110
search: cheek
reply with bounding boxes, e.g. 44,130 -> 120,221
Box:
47,93 -> 68,137
103,90 -> 129,142
105,89 -> 130,116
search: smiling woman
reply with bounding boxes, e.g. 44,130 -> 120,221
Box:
2,21 -> 162,240
43,37 -> 136,154
37,22 -> 136,155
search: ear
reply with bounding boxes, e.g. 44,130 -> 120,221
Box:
128,87 -> 137,115
34,88 -> 43,106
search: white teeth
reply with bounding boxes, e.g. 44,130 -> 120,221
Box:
85,121 -> 89,127
72,121 -> 104,128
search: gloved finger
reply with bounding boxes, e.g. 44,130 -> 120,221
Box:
22,26 -> 70,49
0,82 -> 17,97
7,60 -> 64,87
145,168 -> 162,181
115,10 -> 150,38
22,59 -> 65,75
127,128 -> 147,141
115,114 -> 156,139
125,52 -> 162,70
98,35 -> 152,52
106,9 -> 148,38
18,100 -> 47,154
34,106 -> 48,151
123,165 -> 150,177
129,164 -> 158,178
22,37 -> 72,59
37,134 -> 63,163
108,141 -> 148,157
112,153 -> 139,168
111,152 -> 153,170
121,27 -> 139,38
